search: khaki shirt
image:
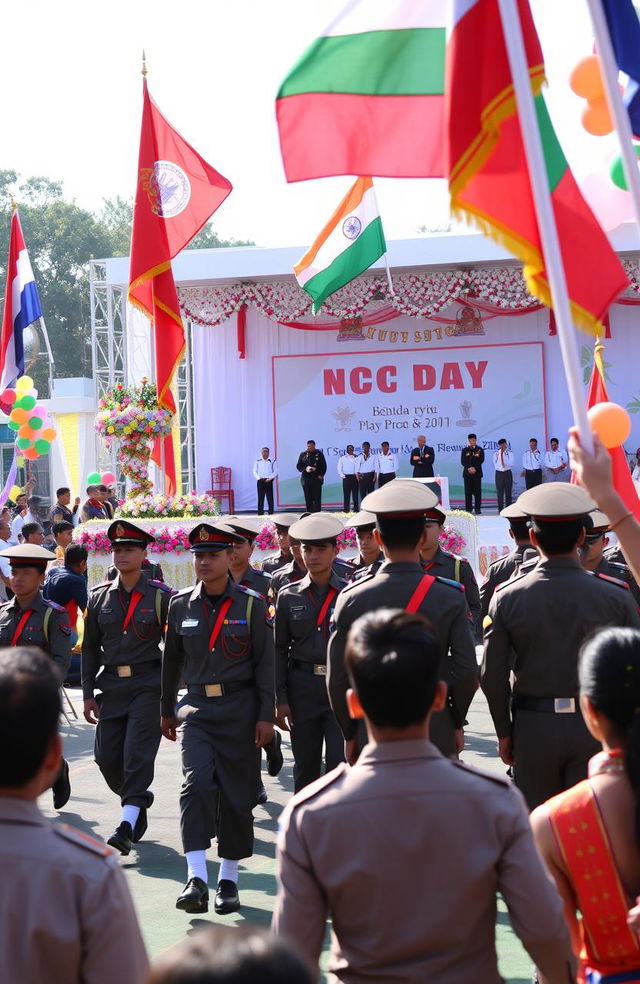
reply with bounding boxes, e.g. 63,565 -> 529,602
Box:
479,544 -> 528,619
0,797 -> 149,984
273,739 -> 576,984
423,546 -> 481,636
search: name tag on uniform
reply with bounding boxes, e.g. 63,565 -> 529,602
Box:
181,619 -> 200,629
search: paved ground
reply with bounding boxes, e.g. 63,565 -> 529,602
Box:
40,682 -> 534,982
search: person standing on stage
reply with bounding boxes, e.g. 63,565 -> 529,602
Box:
376,442 -> 398,487
544,438 -> 568,483
409,435 -> 435,478
461,434 -> 485,514
355,442 -> 376,501
493,438 -> 514,511
161,522 -> 275,916
296,441 -> 327,513
82,521 -> 173,856
253,447 -> 277,516
337,445 -> 359,512
522,437 -> 543,489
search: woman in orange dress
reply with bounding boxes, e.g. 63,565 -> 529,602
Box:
531,627 -> 640,984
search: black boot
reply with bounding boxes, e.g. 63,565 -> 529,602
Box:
107,821 -> 133,856
52,759 -> 71,810
176,877 -> 209,914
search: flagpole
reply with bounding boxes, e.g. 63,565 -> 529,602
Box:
382,254 -> 395,295
38,316 -> 56,400
496,0 -> 593,454
585,0 -> 640,231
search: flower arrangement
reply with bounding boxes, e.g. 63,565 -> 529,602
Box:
439,525 -> 467,555
337,526 -> 357,550
255,522 -> 278,552
76,524 -> 193,555
118,493 -> 220,519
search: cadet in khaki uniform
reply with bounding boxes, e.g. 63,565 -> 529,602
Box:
0,648 -> 149,984
161,522 -> 275,916
327,481 -> 478,760
482,484 -> 640,810
274,609 -> 576,984
344,511 -> 384,582
82,521 -> 173,855
275,514 -> 346,791
419,504 -> 482,639
260,513 -> 300,575
0,543 -> 72,810
479,503 -> 532,620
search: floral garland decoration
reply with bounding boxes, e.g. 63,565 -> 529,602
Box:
249,519 -> 465,555
118,493 -> 220,520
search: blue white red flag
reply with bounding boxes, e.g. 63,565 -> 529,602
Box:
0,209 -> 43,392
601,0 -> 640,139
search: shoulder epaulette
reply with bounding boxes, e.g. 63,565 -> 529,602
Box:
590,571 -> 630,590
449,759 -> 512,787
90,580 -> 112,592
495,569 -> 529,592
54,823 -> 111,857
341,570 -> 377,593
258,569 -> 272,580
289,763 -> 349,807
44,599 -> 65,612
236,584 -> 264,601
174,585 -> 193,598
149,579 -> 173,592
609,562 -> 631,574
435,575 -> 465,592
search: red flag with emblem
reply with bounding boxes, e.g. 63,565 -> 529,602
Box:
129,78 -> 232,494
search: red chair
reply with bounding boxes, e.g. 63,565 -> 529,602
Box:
208,467 -> 235,513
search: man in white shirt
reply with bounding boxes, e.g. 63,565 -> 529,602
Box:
337,445 -> 359,512
355,442 -> 376,500
376,442 -> 398,487
493,438 -> 514,511
521,438 -> 543,489
544,438 -> 568,483
253,447 -> 278,515
11,496 -> 42,544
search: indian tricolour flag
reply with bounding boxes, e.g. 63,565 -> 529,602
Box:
294,177 -> 386,313
277,0 -> 447,182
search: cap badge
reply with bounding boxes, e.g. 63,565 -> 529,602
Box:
115,524 -> 125,538
199,528 -> 210,541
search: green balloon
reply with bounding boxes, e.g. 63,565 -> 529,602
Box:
18,395 -> 36,411
16,437 -> 31,450
7,421 -> 20,431
87,471 -> 101,485
610,145 -> 640,190
34,439 -> 50,455
29,416 -> 43,430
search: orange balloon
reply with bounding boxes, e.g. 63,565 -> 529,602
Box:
570,55 -> 604,100
18,424 -> 34,440
23,448 -> 39,461
582,97 -> 613,136
10,407 -> 28,424
41,427 -> 56,441
587,402 -> 631,449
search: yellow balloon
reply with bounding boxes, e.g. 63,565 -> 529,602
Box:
8,485 -> 21,500
15,375 -> 34,394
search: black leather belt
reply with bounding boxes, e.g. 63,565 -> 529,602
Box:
187,679 -> 255,697
524,469 -> 542,474
513,694 -> 577,714
292,658 -> 327,677
104,660 -> 161,678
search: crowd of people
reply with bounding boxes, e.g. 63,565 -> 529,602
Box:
3,446 -> 640,982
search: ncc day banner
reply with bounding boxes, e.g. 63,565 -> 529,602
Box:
272,342 -> 546,508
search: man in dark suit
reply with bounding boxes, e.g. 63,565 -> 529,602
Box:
295,441 -> 327,513
461,433 -> 485,514
409,435 -> 435,478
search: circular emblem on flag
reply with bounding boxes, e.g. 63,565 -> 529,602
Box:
149,160 -> 191,218
342,216 -> 362,240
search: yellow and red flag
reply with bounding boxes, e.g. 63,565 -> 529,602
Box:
129,79 -> 232,493
446,0 -> 628,335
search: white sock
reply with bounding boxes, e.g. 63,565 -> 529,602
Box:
186,850 -> 208,884
218,858 -> 238,884
121,805 -> 140,829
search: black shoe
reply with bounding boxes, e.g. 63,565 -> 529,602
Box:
257,782 -> 268,805
176,877 -> 209,914
265,730 -> 283,777
132,807 -> 147,843
107,821 -> 133,856
215,879 -> 240,914
52,759 -> 71,810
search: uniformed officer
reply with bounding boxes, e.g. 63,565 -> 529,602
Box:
482,484 -> 640,810
0,648 -> 149,984
296,440 -> 327,512
106,552 -> 164,583
0,543 -> 72,810
327,480 -> 478,761
580,510 -> 640,606
275,514 -> 346,791
603,538 -> 640,605
161,522 -> 275,916
225,517 -> 272,598
82,521 -> 173,855
419,504 -> 482,640
260,513 -> 300,575
269,534 -> 307,600
344,511 -> 384,582
479,502 -> 532,620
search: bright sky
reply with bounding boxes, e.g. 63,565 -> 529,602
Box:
3,0 -> 606,251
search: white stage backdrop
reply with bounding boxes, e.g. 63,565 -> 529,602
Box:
192,304 -> 640,512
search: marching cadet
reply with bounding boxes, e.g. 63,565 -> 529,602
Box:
82,521 -> 173,855
0,543 -> 72,810
269,534 -> 307,600
106,552 -> 164,583
581,510 -> 640,604
260,513 -> 300,575
327,481 -> 478,762
225,517 -> 272,598
418,504 -> 482,639
344,511 -> 384,582
275,514 -> 346,791
482,484 -> 640,811
479,503 -> 532,620
161,522 -> 275,916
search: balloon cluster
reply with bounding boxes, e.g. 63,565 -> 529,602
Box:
569,56 -> 615,136
1,375 -> 57,461
87,471 -> 116,487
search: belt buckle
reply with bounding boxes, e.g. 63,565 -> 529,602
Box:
205,683 -> 223,697
117,665 -> 132,678
554,697 -> 575,714
313,664 -> 327,676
